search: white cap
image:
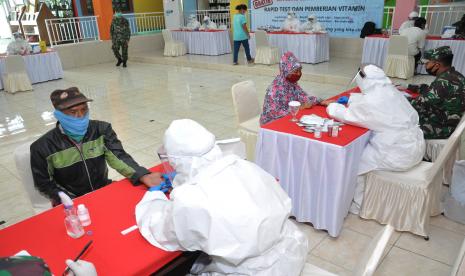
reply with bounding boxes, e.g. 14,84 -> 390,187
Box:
409,11 -> 419,18
77,204 -> 86,210
164,119 -> 215,157
288,101 -> 301,107
203,16 -> 210,21
308,14 -> 316,19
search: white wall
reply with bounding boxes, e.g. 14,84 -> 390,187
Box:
55,33 -> 164,69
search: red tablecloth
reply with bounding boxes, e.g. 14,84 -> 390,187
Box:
261,88 -> 368,147
0,165 -> 181,276
261,86 -> 418,147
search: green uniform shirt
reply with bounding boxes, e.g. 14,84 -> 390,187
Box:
110,16 -> 131,42
411,67 -> 465,139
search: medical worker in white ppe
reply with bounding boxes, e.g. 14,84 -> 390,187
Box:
399,11 -> 419,32
135,119 -> 308,276
7,32 -> 32,55
186,14 -> 201,31
300,14 -> 325,32
200,16 -> 217,30
282,12 -> 301,32
326,65 -> 425,213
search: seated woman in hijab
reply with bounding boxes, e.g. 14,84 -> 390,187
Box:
260,52 -> 320,125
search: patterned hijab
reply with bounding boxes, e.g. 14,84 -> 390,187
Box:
260,52 -> 317,125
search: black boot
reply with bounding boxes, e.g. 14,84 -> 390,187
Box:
123,61 -> 127,68
116,58 -> 122,67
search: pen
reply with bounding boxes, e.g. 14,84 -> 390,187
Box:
63,240 -> 93,276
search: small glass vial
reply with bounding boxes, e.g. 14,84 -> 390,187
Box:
64,207 -> 84,238
314,126 -> 322,138
332,126 -> 339,137
77,204 -> 91,226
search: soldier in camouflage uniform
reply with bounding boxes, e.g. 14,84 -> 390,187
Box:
410,46 -> 465,139
110,9 -> 131,67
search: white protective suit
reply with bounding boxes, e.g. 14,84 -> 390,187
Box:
326,65 -> 425,213
300,15 -> 325,32
200,16 -> 218,30
7,33 -> 32,55
186,14 -> 201,31
399,11 -> 419,32
136,119 -> 308,276
282,12 -> 301,32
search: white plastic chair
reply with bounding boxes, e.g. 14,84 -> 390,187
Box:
254,30 -> 280,65
231,80 -> 260,161
301,225 -> 394,276
216,138 -> 246,159
384,35 -> 414,79
424,115 -> 465,184
2,55 -> 33,94
14,141 -> 52,214
162,29 -> 187,57
360,121 -> 465,239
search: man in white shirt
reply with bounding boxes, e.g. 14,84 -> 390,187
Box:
399,11 -> 419,32
400,17 -> 427,72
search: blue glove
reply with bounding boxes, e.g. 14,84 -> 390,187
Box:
337,96 -> 349,104
148,172 -> 176,193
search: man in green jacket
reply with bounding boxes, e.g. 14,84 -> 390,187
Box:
110,8 -> 131,67
31,87 -> 162,205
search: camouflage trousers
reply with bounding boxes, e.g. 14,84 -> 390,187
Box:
112,40 -> 128,61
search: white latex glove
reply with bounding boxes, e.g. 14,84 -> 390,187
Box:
65,259 -> 97,276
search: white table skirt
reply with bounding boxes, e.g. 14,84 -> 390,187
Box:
255,128 -> 370,237
362,36 -> 465,75
0,51 -> 64,90
171,30 -> 232,56
249,32 -> 330,64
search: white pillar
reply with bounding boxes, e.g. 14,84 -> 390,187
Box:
0,3 -> 12,38
164,0 -> 184,30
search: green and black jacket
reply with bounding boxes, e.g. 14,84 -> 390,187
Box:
30,120 -> 150,203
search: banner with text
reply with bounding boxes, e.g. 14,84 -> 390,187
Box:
250,0 -> 385,37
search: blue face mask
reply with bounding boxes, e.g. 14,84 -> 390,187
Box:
54,110 -> 90,142
115,12 -> 122,17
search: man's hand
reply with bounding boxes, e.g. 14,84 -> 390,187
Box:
140,172 -> 163,188
65,259 -> 97,276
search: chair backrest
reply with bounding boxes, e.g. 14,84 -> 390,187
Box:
352,225 -> 394,276
5,55 -> 27,74
162,29 -> 173,43
388,35 -> 409,56
231,80 -> 260,125
14,141 -> 52,214
216,138 -> 246,159
255,30 -> 269,48
429,120 -> 465,180
451,237 -> 465,276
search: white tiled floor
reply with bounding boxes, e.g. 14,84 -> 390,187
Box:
0,53 -> 461,275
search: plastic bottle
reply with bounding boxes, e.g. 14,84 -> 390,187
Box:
77,204 -> 91,226
59,192 -> 84,239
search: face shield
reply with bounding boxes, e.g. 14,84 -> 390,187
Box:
156,145 -> 176,185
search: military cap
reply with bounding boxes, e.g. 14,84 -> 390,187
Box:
423,46 -> 453,61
